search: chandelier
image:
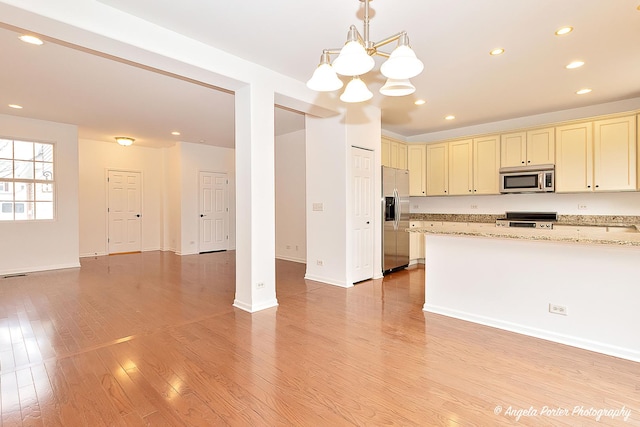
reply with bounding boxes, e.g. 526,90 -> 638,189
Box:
306,0 -> 424,103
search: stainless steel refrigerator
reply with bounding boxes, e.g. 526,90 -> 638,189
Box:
382,166 -> 410,274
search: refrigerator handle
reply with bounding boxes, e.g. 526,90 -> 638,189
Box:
394,188 -> 400,229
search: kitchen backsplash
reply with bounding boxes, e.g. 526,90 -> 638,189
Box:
409,191 -> 640,216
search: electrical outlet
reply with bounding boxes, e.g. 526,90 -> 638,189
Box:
257,282 -> 265,289
312,203 -> 324,211
549,303 -> 567,316
316,260 -> 324,266
578,204 -> 587,210
470,204 -> 478,209
413,204 -> 419,209
295,245 -> 299,251
286,245 -> 291,249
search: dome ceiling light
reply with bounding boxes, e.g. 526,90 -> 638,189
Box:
306,0 -> 424,102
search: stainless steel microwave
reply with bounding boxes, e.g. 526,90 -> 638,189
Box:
499,164 -> 555,193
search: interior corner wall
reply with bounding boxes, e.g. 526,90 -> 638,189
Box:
0,114 -> 80,275
275,129 -> 306,263
78,139 -> 164,256
163,144 -> 181,253
305,113 -> 348,286
178,141 -> 236,256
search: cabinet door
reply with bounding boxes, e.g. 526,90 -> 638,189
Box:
448,139 -> 473,195
473,135 -> 500,194
500,132 -> 526,167
408,144 -> 427,196
555,122 -> 593,192
526,127 -> 555,166
426,143 -> 448,195
394,142 -> 408,170
381,137 -> 391,167
409,221 -> 424,261
594,116 -> 636,191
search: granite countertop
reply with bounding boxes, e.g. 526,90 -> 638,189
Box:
407,214 -> 640,247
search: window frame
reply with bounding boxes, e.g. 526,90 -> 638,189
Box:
0,137 -> 56,222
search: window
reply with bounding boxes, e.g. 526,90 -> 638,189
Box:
0,139 -> 55,220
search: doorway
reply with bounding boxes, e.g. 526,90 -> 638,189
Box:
351,147 -> 375,283
107,170 -> 142,254
199,171 -> 229,253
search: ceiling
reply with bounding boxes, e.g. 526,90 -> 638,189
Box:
2,0 -> 640,148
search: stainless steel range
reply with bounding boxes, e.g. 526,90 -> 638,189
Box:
495,211 -> 558,229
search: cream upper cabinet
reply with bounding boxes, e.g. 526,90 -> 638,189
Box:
501,128 -> 554,167
500,132 -> 526,167
407,144 -> 427,196
381,137 -> 391,167
448,139 -> 473,195
593,116 -> 636,191
555,122 -> 593,192
394,141 -> 408,170
556,116 -> 637,192
473,135 -> 501,194
426,143 -> 448,195
527,127 -> 555,166
381,137 -> 407,169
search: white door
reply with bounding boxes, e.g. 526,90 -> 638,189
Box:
108,170 -> 142,254
351,147 -> 374,283
199,171 -> 228,253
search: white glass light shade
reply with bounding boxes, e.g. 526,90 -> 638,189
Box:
379,78 -> 415,97
306,63 -> 344,92
380,45 -> 424,79
340,77 -> 373,103
332,41 -> 375,76
115,137 -> 134,146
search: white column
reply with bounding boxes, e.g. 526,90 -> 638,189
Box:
233,83 -> 278,312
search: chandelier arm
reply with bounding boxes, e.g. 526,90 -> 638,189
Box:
372,50 -> 390,58
371,31 -> 406,50
363,0 -> 371,47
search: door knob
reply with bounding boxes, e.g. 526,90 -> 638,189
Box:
200,214 -> 204,217
136,214 -> 141,217
366,221 -> 370,224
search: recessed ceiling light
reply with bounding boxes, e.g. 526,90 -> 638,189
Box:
555,26 -> 573,36
576,88 -> 592,95
489,48 -> 505,56
414,99 -> 426,106
171,131 -> 181,136
8,104 -> 23,109
19,35 -> 43,45
566,61 -> 585,69
445,115 -> 455,120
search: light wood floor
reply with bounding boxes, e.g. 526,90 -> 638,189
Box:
1,251 -> 638,426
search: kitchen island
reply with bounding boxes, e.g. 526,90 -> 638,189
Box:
409,218 -> 640,362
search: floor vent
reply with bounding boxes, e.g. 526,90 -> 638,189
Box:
3,273 -> 27,279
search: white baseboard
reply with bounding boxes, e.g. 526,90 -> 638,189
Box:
80,252 -> 107,258
1,261 -> 81,276
233,298 -> 279,313
276,255 -> 306,264
304,274 -> 352,288
424,304 -> 640,363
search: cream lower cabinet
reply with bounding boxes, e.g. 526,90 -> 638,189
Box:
426,143 -> 449,195
556,116 -> 636,192
408,144 -> 427,196
409,221 -> 425,262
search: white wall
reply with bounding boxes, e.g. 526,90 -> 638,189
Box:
411,191 -> 640,216
275,129 -> 306,263
425,234 -> 640,362
0,114 -> 79,275
177,142 -> 236,255
163,145 -> 181,253
78,139 -> 164,256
